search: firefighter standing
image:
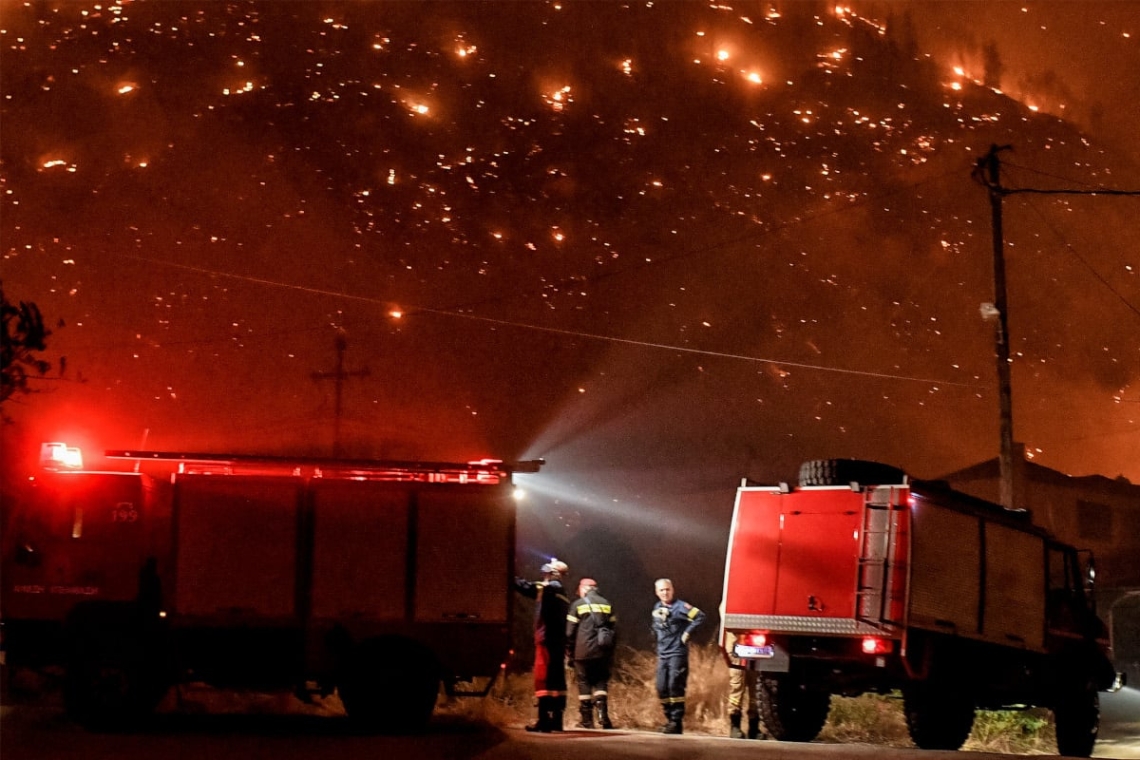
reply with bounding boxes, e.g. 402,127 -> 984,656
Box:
565,577 -> 617,729
722,630 -> 763,739
651,578 -> 706,734
514,559 -> 571,732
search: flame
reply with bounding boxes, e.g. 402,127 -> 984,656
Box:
545,85 -> 573,112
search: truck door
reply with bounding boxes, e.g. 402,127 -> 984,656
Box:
3,473 -> 150,622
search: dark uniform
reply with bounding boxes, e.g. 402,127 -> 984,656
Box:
652,586 -> 705,734
565,579 -> 617,729
514,559 -> 571,732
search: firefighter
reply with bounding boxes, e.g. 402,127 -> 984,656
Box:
651,578 -> 705,734
514,558 -> 571,732
722,630 -> 763,739
565,577 -> 617,729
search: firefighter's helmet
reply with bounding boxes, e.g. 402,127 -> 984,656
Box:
541,559 -> 569,577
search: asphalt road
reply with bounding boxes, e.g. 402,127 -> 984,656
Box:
3,689 -> 1138,760
0,708 -> 1040,760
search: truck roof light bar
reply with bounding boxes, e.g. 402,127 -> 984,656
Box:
105,450 -> 544,479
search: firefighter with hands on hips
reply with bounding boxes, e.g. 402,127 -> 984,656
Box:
513,558 -> 571,732
651,578 -> 706,734
565,577 -> 617,729
722,630 -> 764,739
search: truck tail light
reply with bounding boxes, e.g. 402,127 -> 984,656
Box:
861,636 -> 892,655
741,632 -> 768,648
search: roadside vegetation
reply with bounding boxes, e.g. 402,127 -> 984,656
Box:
448,643 -> 1057,754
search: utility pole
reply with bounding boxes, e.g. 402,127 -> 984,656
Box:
974,144 -> 1016,510
970,150 -> 1140,505
312,328 -> 370,458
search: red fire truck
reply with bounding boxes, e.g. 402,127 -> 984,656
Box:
1,443 -> 541,731
720,459 -> 1122,757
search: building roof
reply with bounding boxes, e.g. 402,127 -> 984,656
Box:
940,457 -> 1138,499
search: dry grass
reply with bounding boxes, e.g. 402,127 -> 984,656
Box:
465,643 -> 1058,754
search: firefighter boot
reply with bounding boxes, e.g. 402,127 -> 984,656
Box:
748,715 -> 763,739
662,703 -> 684,734
596,695 -> 614,729
730,711 -> 745,739
550,696 -> 565,732
525,697 -> 553,732
578,699 -> 595,729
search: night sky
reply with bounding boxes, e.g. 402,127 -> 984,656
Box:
3,1 -> 1138,602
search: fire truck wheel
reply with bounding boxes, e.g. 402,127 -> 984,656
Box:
798,459 -> 907,487
902,683 -> 976,751
1053,684 -> 1099,758
62,642 -> 165,729
338,637 -> 441,733
756,673 -> 831,742
62,610 -> 166,731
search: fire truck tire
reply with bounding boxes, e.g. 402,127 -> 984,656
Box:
1053,684 -> 1099,758
903,683 -> 975,750
798,459 -> 907,487
62,605 -> 167,731
338,637 -> 440,732
757,673 -> 831,742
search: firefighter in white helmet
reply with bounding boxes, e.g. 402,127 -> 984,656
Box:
514,558 -> 571,732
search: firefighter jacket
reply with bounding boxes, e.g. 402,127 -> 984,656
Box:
514,577 -> 570,650
652,598 -> 705,658
566,589 -> 617,662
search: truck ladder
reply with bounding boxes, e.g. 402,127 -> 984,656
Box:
855,487 -> 905,630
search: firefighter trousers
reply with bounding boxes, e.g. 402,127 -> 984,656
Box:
656,653 -> 689,722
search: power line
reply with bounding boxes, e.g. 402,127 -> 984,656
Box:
975,160 -> 1140,198
115,252 -> 980,389
404,305 -> 982,387
1021,198 -> 1140,321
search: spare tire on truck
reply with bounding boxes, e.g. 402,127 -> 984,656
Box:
798,459 -> 907,487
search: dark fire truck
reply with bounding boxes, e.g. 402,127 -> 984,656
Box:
1,442 -> 541,730
720,459 -> 1123,757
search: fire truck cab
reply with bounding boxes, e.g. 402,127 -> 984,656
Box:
720,459 -> 1121,757
1,443 -> 540,731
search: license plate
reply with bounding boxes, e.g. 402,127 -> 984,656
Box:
735,644 -> 775,659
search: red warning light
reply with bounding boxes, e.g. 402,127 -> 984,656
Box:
40,442 -> 84,470
861,636 -> 891,655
